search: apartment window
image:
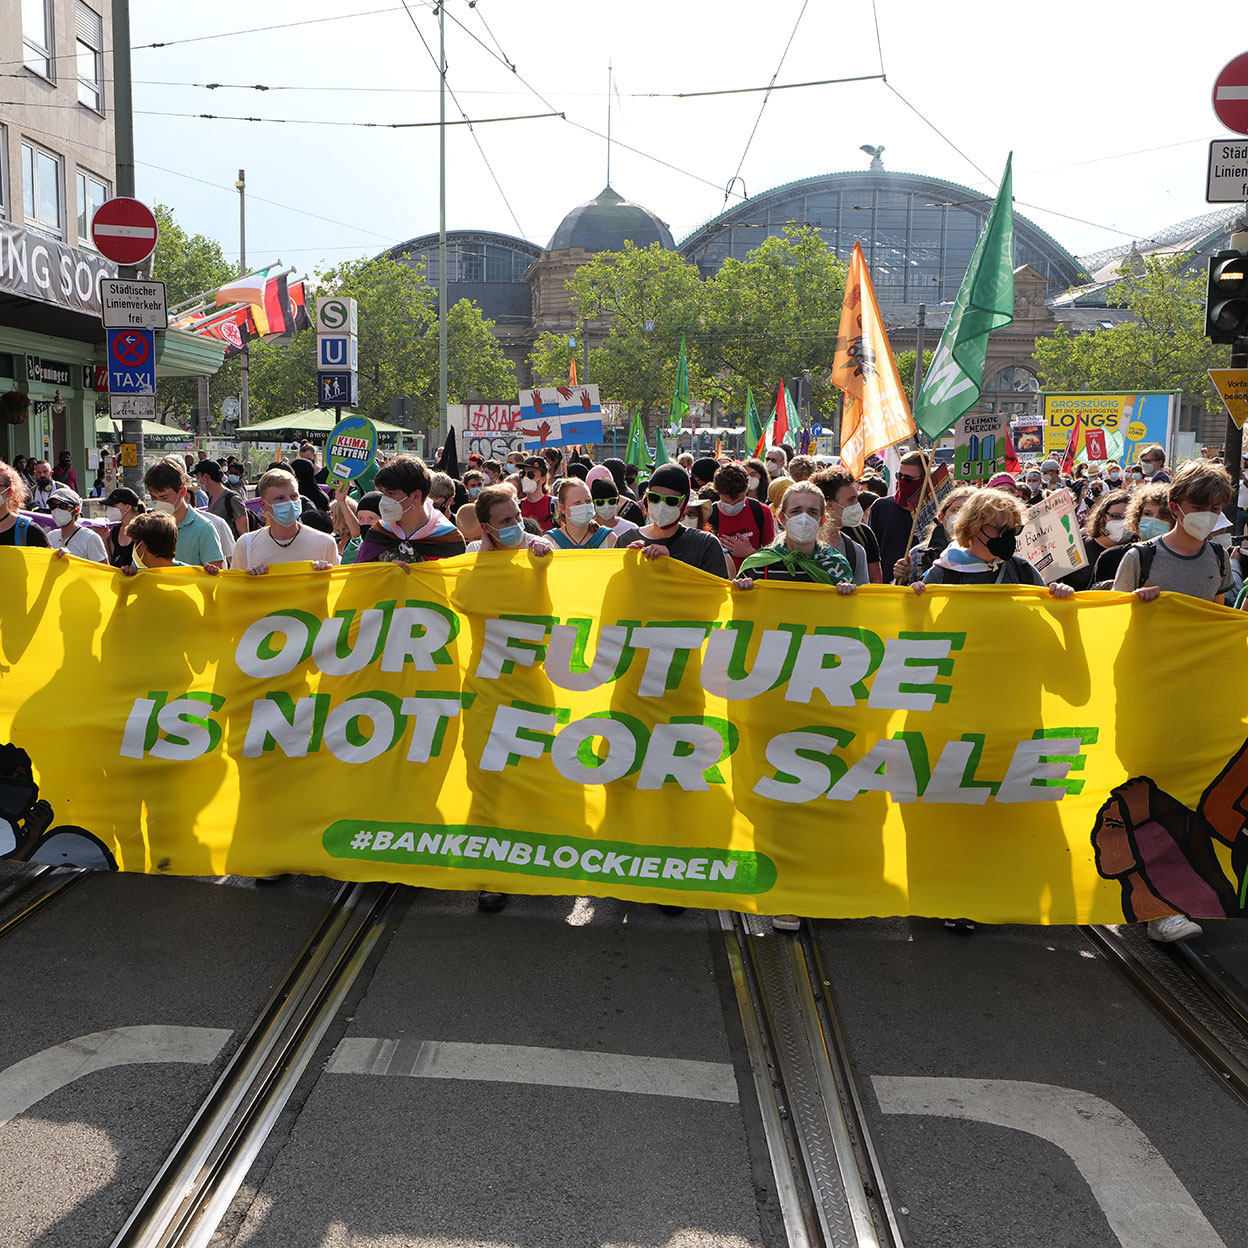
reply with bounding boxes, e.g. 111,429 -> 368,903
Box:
75,3 -> 104,112
77,169 -> 109,244
22,0 -> 54,80
21,142 -> 63,236
0,125 -> 8,221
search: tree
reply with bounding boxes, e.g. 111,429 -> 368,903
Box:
245,255 -> 516,439
151,204 -> 239,427
698,225 -> 846,415
1032,255 -> 1230,406
529,242 -> 707,432
896,349 -> 935,406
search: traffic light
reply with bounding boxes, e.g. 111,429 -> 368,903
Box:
1206,250 -> 1248,344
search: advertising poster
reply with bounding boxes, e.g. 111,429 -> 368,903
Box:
953,412 -> 1009,482
1020,487 -> 1089,584
1041,393 -> 1176,465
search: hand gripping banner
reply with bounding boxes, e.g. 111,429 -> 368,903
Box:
2,547 -> 1247,925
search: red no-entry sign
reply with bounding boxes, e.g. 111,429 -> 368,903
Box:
1213,53 -> 1248,135
91,197 -> 159,265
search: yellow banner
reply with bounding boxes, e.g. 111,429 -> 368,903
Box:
3,548 -> 1247,925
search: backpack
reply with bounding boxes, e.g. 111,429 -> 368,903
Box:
835,533 -> 861,579
1130,536 -> 1228,589
710,498 -> 769,545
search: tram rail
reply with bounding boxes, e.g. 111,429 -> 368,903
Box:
1082,924 -> 1248,1108
0,864 -> 86,940
109,879 -> 407,1248
721,912 -> 907,1248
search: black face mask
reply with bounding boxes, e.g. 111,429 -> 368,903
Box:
985,528 -> 1018,560
0,781 -> 37,822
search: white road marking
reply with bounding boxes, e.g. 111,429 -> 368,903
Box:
328,1038 -> 738,1103
0,1025 -> 231,1127
873,1075 -> 1227,1248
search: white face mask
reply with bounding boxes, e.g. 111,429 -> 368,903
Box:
106,506 -> 122,524
567,502 -> 595,526
1104,518 -> 1128,543
378,495 -> 406,525
149,499 -> 177,515
647,499 -> 683,528
521,476 -> 538,495
839,502 -> 864,528
594,501 -> 618,521
784,512 -> 820,543
51,508 -> 74,527
1179,508 -> 1220,541
718,499 -> 747,516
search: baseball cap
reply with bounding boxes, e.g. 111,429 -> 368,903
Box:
1041,459 -> 1061,472
48,487 -> 81,509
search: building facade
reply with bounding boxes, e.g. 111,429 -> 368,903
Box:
0,0 -> 118,471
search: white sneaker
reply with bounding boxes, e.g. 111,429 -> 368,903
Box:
1147,914 -> 1203,943
771,914 -> 801,932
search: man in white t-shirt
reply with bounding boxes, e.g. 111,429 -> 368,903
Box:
46,487 -> 107,562
231,468 -> 340,574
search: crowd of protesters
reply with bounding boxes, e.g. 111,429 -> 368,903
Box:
2,433 -> 1240,940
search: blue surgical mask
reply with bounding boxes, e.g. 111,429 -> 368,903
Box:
1137,516 -> 1169,541
269,500 -> 301,526
494,523 -> 525,548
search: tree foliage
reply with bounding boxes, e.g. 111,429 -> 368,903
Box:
147,212 -> 517,438
1032,255 -> 1229,405
528,227 -> 848,432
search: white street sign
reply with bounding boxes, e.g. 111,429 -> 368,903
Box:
109,394 -> 157,420
1206,138 -> 1248,203
316,295 -> 358,335
99,277 -> 167,329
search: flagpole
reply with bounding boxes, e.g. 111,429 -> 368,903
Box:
437,1 -> 448,452
236,169 -> 247,434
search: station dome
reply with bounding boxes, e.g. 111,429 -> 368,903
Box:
548,185 -> 675,253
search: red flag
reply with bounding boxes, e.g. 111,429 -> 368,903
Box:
773,379 -> 791,448
195,306 -> 252,357
288,280 -> 312,332
1004,428 -> 1020,475
1060,409 -> 1083,476
263,274 -> 292,338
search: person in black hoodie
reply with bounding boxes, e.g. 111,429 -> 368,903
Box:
290,456 -> 329,513
601,456 -> 645,526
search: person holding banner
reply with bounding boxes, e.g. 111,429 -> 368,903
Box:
734,483 -> 860,591
231,470 -> 340,575
1112,460 -> 1233,606
467,484 -> 554,556
800,466 -> 870,586
1090,485 -> 1173,586
0,461 -> 49,548
586,471 -> 641,546
547,479 -> 616,550
915,489 -> 1074,596
628,464 -> 730,577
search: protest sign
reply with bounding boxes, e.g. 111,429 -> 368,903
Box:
518,385 -> 604,448
326,415 -> 378,482
953,412 -> 1009,481
5,548 -> 1248,926
1020,488 -> 1089,584
1011,418 -> 1045,459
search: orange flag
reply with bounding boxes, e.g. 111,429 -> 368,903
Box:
569,358 -> 578,386
831,241 -> 917,478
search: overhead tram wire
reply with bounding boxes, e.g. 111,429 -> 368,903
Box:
397,0 -> 529,244
720,0 -> 812,209
0,6 -> 411,70
130,109 -> 561,129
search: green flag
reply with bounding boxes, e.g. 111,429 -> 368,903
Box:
913,154 -> 1015,441
653,428 -> 670,465
667,334 -> 689,433
744,385 -> 764,452
625,411 -> 646,468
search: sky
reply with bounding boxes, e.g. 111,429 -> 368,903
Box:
126,0 -> 1239,278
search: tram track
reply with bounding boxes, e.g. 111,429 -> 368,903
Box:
109,879 -> 408,1248
0,863 -> 86,940
721,912 -> 906,1248
1082,924 -> 1248,1108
